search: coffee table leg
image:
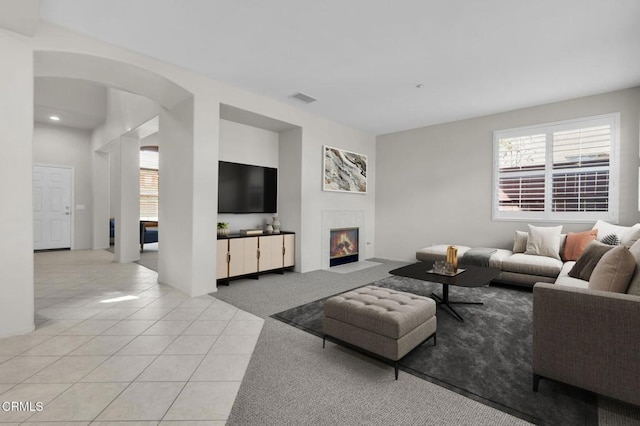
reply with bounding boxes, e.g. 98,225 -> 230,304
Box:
431,284 -> 483,322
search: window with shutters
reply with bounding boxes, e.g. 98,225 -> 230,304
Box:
140,149 -> 159,221
493,113 -> 619,222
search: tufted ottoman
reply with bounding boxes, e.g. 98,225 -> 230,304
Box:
322,285 -> 436,379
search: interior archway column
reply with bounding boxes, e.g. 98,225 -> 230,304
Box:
158,96 -> 219,297
112,136 -> 141,263
0,33 -> 34,336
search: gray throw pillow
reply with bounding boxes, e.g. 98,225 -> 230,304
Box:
589,246 -> 636,293
625,239 -> 640,296
568,240 -> 614,281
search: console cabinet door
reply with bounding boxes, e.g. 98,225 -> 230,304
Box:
258,236 -> 274,272
221,234 -> 294,279
283,234 -> 295,267
228,239 -> 245,277
242,237 -> 259,274
216,240 -> 229,279
270,235 -> 284,269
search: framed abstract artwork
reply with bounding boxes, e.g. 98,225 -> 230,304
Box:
323,145 -> 367,194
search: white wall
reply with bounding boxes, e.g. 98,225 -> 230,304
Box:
299,124 -> 376,270
218,118 -> 280,232
218,119 -> 279,167
0,29 -> 34,336
279,127 -> 303,270
33,122 -> 93,249
93,88 -> 162,250
92,147 -> 110,250
216,116 -> 377,272
3,18 -> 375,317
376,87 -> 640,261
94,88 -> 161,150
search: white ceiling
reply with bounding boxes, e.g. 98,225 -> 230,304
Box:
39,0 -> 640,135
34,77 -> 107,130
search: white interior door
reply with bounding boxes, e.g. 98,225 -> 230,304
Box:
33,165 -> 72,250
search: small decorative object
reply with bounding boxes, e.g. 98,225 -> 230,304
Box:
323,145 -> 367,194
217,222 -> 229,237
272,215 -> 281,233
265,221 -> 273,234
446,245 -> 458,273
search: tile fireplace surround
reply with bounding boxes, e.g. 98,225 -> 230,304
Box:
321,210 -> 366,269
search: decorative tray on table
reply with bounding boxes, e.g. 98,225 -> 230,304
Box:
426,268 -> 466,277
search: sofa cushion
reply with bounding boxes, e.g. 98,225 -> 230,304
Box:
568,240 -> 614,281
554,262 -> 589,288
588,246 -> 636,293
416,245 -> 471,263
555,276 -> 590,289
592,220 -> 640,247
525,225 -> 563,260
487,249 -> 513,269
501,253 -> 563,278
561,230 -> 598,261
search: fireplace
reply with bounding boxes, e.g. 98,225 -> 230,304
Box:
330,227 -> 359,267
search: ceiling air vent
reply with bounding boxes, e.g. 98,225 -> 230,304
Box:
289,92 -> 317,104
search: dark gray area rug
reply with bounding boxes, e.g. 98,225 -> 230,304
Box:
272,275 -> 597,426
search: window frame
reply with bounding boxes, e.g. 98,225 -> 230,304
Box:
492,113 -> 620,223
139,148 -> 159,221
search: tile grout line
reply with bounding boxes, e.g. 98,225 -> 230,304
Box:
13,252 -> 261,424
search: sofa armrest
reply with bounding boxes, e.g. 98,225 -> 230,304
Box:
533,282 -> 640,406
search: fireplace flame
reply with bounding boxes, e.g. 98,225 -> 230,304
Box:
330,229 -> 359,259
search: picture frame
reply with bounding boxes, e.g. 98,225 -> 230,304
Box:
323,145 -> 367,194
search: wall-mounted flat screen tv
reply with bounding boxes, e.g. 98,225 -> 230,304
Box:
218,161 -> 277,214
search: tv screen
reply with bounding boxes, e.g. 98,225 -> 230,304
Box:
218,161 -> 277,214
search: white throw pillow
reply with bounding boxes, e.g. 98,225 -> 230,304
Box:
592,220 -> 640,247
525,225 -> 563,260
513,230 -> 528,253
623,224 -> 640,247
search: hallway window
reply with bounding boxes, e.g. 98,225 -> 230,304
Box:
140,147 -> 159,220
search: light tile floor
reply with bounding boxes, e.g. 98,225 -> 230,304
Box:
0,249 -> 263,424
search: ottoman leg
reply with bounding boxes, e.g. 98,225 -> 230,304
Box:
323,335 -> 326,349
395,362 -> 399,380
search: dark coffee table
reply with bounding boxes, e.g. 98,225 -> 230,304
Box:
389,261 -> 500,322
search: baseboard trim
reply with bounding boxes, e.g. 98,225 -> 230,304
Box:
0,323 -> 35,338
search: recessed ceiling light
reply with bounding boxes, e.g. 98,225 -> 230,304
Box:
416,84 -> 424,89
49,116 -> 60,121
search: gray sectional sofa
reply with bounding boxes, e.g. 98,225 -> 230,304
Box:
416,220 -> 640,288
416,220 -> 640,407
416,243 -> 559,287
